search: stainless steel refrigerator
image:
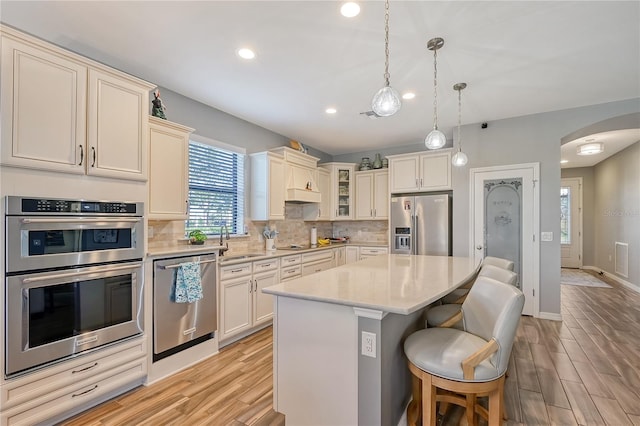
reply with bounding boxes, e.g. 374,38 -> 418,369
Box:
390,193 -> 452,256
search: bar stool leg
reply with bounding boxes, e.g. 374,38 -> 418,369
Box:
407,373 -> 422,426
422,373 -> 437,426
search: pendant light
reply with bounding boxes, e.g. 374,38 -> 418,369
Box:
452,82 -> 468,167
371,0 -> 401,117
424,37 -> 446,149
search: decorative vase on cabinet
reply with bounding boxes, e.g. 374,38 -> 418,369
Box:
373,153 -> 383,169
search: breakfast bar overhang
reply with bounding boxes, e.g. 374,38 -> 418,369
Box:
263,254 -> 479,426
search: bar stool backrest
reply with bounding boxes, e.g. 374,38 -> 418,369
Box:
461,276 -> 525,375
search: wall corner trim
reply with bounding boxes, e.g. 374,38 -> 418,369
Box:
353,307 -> 387,320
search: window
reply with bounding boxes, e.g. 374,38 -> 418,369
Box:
186,138 -> 245,236
560,186 -> 571,244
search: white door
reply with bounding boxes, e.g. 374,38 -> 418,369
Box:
560,178 -> 583,268
471,164 -> 539,316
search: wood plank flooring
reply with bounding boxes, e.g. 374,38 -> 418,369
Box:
60,328 -> 284,426
62,270 -> 639,425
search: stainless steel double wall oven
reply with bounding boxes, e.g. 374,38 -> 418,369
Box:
4,196 -> 145,377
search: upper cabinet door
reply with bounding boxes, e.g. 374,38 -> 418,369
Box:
87,69 -> 149,181
373,170 -> 389,219
419,151 -> 451,190
148,117 -> 193,220
0,36 -> 87,173
355,172 -> 374,220
389,156 -> 419,193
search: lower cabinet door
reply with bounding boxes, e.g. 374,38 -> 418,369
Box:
220,277 -> 252,340
253,270 -> 278,326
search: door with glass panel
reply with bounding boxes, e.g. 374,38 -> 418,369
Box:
471,164 -> 539,316
560,178 -> 582,268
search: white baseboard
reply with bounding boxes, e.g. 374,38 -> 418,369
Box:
582,265 -> 640,294
537,312 -> 562,321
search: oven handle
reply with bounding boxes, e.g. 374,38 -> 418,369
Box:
159,258 -> 217,270
21,263 -> 141,284
20,218 -> 141,224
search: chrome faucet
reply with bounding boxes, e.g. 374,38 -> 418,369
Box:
219,225 -> 230,254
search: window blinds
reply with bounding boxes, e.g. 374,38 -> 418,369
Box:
186,141 -> 245,235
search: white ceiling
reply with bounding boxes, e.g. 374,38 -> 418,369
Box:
560,128 -> 640,169
2,1 -> 639,156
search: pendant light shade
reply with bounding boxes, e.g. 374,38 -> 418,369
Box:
372,86 -> 402,117
425,37 -> 445,149
425,129 -> 447,150
452,82 -> 468,167
371,0 -> 401,117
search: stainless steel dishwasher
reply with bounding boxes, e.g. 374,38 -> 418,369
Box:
153,253 -> 217,361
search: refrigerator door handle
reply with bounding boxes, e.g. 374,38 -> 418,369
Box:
413,213 -> 418,255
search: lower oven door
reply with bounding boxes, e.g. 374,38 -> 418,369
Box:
5,262 -> 144,377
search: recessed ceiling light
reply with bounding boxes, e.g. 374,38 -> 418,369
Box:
237,48 -> 255,60
340,2 -> 360,18
402,92 -> 416,100
325,108 -> 337,114
560,160 -> 569,164
577,142 -> 604,156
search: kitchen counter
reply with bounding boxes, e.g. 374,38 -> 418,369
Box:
265,254 -> 479,426
263,254 -> 478,314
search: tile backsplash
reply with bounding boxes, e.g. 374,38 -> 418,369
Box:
148,204 -> 388,252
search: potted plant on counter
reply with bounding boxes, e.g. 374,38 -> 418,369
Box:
188,230 -> 207,245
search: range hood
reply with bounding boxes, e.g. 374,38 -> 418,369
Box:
285,164 -> 321,203
269,146 -> 322,204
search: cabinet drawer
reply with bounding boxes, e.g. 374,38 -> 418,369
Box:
280,254 -> 301,266
360,247 -> 388,256
301,250 -> 333,264
2,358 -> 145,426
253,258 -> 279,272
219,262 -> 252,279
301,259 -> 334,276
280,265 -> 302,281
1,337 -> 145,410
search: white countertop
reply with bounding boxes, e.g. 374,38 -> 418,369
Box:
263,255 -> 479,315
147,241 -> 388,261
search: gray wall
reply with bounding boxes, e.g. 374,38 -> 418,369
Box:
561,167 -> 596,265
334,99 -> 639,315
594,142 -> 640,288
156,87 -> 332,161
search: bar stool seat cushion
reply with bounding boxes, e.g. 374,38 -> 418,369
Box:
426,304 -> 463,328
404,327 -> 499,383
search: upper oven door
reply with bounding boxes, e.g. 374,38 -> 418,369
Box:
6,216 -> 144,273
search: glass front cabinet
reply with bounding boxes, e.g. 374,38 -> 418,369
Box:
319,162 -> 355,220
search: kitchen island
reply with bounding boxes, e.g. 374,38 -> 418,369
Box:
263,254 -> 479,426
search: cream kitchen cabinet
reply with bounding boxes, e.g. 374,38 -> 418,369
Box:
0,26 -> 154,181
0,337 -> 146,425
219,258 -> 279,342
250,151 -> 286,221
359,246 -> 388,260
345,246 -> 360,264
388,150 -> 452,193
319,162 -> 356,220
148,117 -> 194,219
355,170 -> 389,220
303,167 -> 331,221
301,250 -> 335,276
334,246 -> 346,266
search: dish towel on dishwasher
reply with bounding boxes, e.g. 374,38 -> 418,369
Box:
173,262 -> 203,303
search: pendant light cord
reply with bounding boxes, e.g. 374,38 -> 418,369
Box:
383,0 -> 391,86
457,87 -> 462,150
432,48 -> 438,130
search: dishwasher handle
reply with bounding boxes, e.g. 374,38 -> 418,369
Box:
157,258 -> 217,270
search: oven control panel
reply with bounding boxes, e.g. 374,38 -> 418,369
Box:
6,197 -> 142,216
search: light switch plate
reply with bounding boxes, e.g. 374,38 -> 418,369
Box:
541,232 -> 553,242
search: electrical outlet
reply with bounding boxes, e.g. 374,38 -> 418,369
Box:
361,331 -> 376,358
540,232 -> 553,242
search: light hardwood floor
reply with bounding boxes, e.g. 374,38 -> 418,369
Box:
63,270 -> 639,425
